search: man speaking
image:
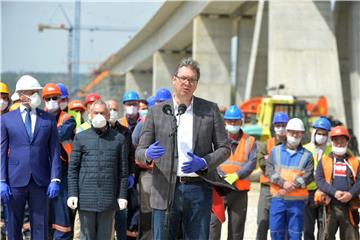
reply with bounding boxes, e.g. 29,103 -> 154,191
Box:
136,58 -> 230,240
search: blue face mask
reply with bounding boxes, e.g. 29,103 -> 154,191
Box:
139,109 -> 148,118
225,125 -> 241,134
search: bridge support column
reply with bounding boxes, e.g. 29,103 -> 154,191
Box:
192,15 -> 232,108
268,0 -> 346,123
125,70 -> 152,99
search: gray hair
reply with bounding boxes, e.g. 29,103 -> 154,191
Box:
90,99 -> 108,113
173,57 -> 200,81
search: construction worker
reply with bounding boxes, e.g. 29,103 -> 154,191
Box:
256,112 -> 288,240
106,99 -> 136,240
57,83 -> 70,111
266,118 -> 314,240
209,105 -> 257,240
0,82 -> 10,115
68,100 -> 86,127
9,92 -> 20,111
315,126 -> 360,240
76,93 -> 101,133
303,117 -> 332,240
120,91 -> 140,132
42,83 -> 76,240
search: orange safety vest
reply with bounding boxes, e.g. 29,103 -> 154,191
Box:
270,147 -> 311,200
120,116 -> 129,128
219,133 -> 256,191
259,137 -> 276,184
57,111 -> 73,162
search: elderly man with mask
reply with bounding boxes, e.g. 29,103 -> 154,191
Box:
315,126 -> 360,240
67,100 -> 128,240
42,83 -> 76,240
266,118 -> 314,240
303,117 -> 332,240
209,105 -> 257,240
106,99 -> 135,240
256,112 -> 288,240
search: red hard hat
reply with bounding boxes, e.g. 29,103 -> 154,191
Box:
84,93 -> 100,106
330,126 -> 351,140
68,100 -> 86,112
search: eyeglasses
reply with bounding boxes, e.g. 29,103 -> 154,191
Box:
45,96 -> 59,102
175,75 -> 198,85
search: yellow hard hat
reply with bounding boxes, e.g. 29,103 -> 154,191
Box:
0,82 -> 9,94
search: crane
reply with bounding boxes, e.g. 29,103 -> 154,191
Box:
38,1 -> 137,98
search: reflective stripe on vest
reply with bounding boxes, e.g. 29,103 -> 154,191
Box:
120,116 -> 129,128
219,133 -> 256,191
57,111 -> 73,162
270,147 -> 311,200
76,121 -> 91,134
304,143 -> 332,190
260,137 -> 276,184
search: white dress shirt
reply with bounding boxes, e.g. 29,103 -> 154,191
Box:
174,98 -> 198,177
20,104 -> 37,134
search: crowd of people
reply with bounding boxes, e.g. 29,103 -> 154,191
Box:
0,57 -> 360,240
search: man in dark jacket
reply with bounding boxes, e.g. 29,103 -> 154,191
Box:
67,100 -> 128,240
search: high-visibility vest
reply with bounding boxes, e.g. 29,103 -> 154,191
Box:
270,146 -> 311,200
57,111 -> 73,162
120,116 -> 128,128
315,154 -> 360,209
259,137 -> 276,184
219,133 -> 256,191
76,121 -> 91,134
304,143 -> 332,190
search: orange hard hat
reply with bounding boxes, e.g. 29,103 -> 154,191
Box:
68,100 -> 86,112
330,126 -> 350,140
84,93 -> 101,106
42,83 -> 62,98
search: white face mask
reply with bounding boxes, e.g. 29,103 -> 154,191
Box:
139,109 -> 148,118
45,100 -> 59,112
0,99 -> 9,111
24,92 -> 41,109
274,126 -> 286,137
91,114 -> 107,128
125,105 -> 138,116
287,135 -> 302,148
109,110 -> 119,123
60,101 -> 68,111
315,134 -> 327,145
225,125 -> 241,134
332,144 -> 347,156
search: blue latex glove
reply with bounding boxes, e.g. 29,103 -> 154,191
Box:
181,152 -> 207,174
0,182 -> 12,202
145,140 -> 165,160
128,175 -> 135,189
47,182 -> 60,199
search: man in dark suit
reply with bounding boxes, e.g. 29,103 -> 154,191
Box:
135,58 -> 231,240
0,75 -> 61,240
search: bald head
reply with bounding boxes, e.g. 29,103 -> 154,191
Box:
106,100 -> 119,112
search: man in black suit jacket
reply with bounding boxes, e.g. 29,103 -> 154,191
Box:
136,58 -> 230,240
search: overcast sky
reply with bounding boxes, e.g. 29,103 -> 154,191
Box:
1,1 -> 163,73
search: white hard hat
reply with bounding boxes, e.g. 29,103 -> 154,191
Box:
15,75 -> 42,92
11,92 -> 19,102
286,118 -> 305,131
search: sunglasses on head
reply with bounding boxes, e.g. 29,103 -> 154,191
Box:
45,96 -> 59,102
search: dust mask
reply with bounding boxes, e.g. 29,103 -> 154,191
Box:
315,134 -> 327,145
25,92 -> 41,109
92,114 -> 107,128
109,110 -> 119,123
287,135 -> 301,148
125,106 -> 138,116
60,101 -> 68,111
45,100 -> 59,112
274,126 -> 286,137
332,144 -> 347,156
225,125 -> 241,134
0,99 -> 9,111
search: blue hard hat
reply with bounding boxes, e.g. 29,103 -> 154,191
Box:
272,112 -> 289,124
147,96 -> 156,108
224,105 -> 243,120
123,91 -> 140,103
155,88 -> 172,102
57,83 -> 69,99
313,117 -> 331,131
